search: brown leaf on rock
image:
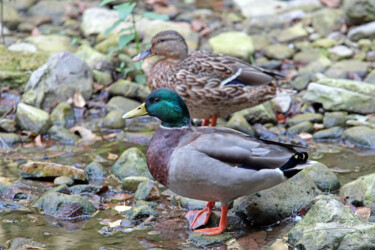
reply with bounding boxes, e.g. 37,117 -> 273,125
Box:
70,126 -> 97,140
73,92 -> 86,108
320,0 -> 341,8
56,203 -> 84,219
107,153 -> 118,160
355,206 -> 371,220
35,135 -> 46,147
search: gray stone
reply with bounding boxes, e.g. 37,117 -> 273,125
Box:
237,101 -> 277,124
287,121 -> 314,134
348,21 -> 375,41
25,35 -> 76,53
342,126 -> 375,148
0,3 -> 20,29
288,195 -> 375,249
5,238 -> 45,250
276,23 -> 308,43
84,162 -> 105,183
48,125 -> 80,144
16,103 -> 51,134
0,132 -> 21,145
54,176 -> 74,186
93,70 -> 112,86
122,176 -> 150,192
340,173 -> 375,205
20,162 -> 86,181
323,111 -> 350,128
106,96 -> 141,115
28,0 -> 71,23
209,32 -> 254,60
108,79 -> 149,101
23,51 -> 93,110
287,113 -> 323,127
233,170 -> 321,226
0,119 -> 16,132
303,83 -> 375,114
50,102 -> 74,126
125,204 -> 158,220
311,8 -> 345,36
325,60 -> 370,79
103,111 -> 125,129
313,126 -> 344,140
246,15 -> 285,34
33,185 -> 97,218
328,45 -> 354,61
188,232 -> 233,248
303,161 -> 340,192
112,147 -> 152,180
265,44 -> 294,60
226,113 -> 255,136
290,74 -> 311,90
134,180 -> 161,201
75,45 -> 112,69
293,48 -> 327,63
344,0 -> 375,25
299,57 -> 332,75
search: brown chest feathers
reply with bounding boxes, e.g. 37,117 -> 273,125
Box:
146,126 -> 190,186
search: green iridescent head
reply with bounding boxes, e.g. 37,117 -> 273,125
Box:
123,89 -> 191,128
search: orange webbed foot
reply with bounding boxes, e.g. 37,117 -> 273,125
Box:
194,205 -> 228,235
185,202 -> 215,229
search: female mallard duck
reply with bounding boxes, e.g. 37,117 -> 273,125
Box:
133,30 -> 283,126
123,89 -> 308,235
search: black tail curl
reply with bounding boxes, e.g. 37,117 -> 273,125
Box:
279,152 -> 308,178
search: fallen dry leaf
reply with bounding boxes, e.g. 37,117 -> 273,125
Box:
107,153 -> 118,160
70,126 -> 97,140
355,206 -> 371,220
35,135 -> 46,147
73,91 -> 86,108
320,0 -> 341,8
114,205 -> 132,213
299,132 -> 313,140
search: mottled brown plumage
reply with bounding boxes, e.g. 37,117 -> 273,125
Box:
133,30 -> 284,119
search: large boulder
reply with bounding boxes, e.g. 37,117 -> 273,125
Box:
343,0 -> 375,25
22,52 -> 93,110
348,21 -> 375,41
288,195 -> 375,249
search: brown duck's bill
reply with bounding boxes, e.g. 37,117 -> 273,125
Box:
132,48 -> 155,62
123,103 -> 148,119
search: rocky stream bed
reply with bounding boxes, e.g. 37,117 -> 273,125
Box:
2,0 -> 375,249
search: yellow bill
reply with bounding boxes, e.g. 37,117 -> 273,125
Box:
122,103 -> 148,119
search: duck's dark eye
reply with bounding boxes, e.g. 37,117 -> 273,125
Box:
160,39 -> 165,42
151,97 -> 160,103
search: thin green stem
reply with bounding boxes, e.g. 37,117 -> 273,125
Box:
1,0 -> 4,44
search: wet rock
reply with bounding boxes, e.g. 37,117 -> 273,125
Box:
23,51 -> 93,110
5,237 -> 46,250
108,79 -> 149,101
75,45 -> 112,69
48,125 -> 80,144
0,132 -> 22,145
303,81 -> 375,114
340,173 -> 375,205
325,60 -> 370,79
233,170 -> 321,226
233,0 -> 286,18
265,44 -> 294,60
287,121 -> 314,134
303,161 -> 340,192
311,8 -> 344,36
328,45 -> 354,61
122,176 -> 150,192
67,184 -> 106,195
135,180 -> 161,201
0,71 -> 30,89
84,162 -> 105,184
54,176 -> 74,186
323,111 -> 350,128
50,102 -> 75,126
16,103 -> 51,134
93,70 -> 112,86
287,113 -> 323,126
0,202 -> 29,213
209,32 -> 254,60
0,119 -> 16,132
25,35 -> 76,53
0,179 -> 13,199
313,126 -> 344,140
0,3 -> 20,29
348,21 -> 375,42
288,195 -> 375,249
112,147 -> 152,180
290,74 -> 311,90
28,0 -> 71,23
34,185 -> 96,218
276,23 -> 308,43
20,162 -> 86,181
342,126 -> 375,148
106,96 -> 141,115
344,0 -> 375,25
207,211 -> 246,232
125,204 -> 158,220
188,232 -> 233,248
226,113 -> 255,136
237,101 -> 277,124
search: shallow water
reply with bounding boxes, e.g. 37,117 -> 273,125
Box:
1,135 -> 375,249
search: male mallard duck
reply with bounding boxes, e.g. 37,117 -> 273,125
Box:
133,30 -> 284,126
123,89 -> 308,235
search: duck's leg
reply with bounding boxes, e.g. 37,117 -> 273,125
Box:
210,115 -> 217,127
195,205 -> 228,235
202,119 -> 210,126
186,201 -> 215,229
